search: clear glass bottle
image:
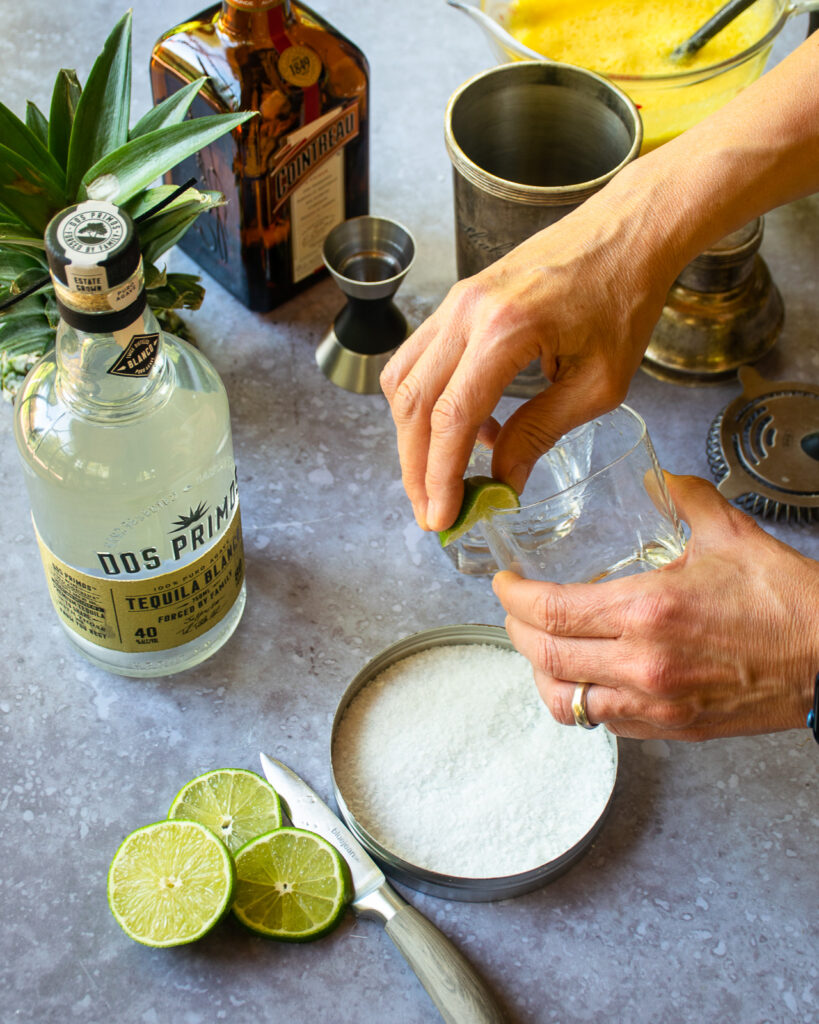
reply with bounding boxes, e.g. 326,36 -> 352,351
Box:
150,0 -> 369,312
14,200 -> 246,677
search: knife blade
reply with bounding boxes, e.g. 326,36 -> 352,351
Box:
259,753 -> 506,1024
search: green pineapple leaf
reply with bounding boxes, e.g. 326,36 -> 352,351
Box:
145,272 -> 205,313
0,143 -> 68,234
129,77 -> 209,139
121,183 -> 212,221
133,190 -> 225,266
0,101 -> 65,189
0,294 -> 51,402
25,102 -> 50,148
0,250 -> 47,290
153,307 -> 196,344
0,208 -> 45,250
0,295 -> 52,353
48,69 -> 83,170
144,262 -> 167,290
65,10 -> 132,196
7,265 -> 49,295
139,204 -> 208,265
80,112 -> 255,205
42,289 -> 59,328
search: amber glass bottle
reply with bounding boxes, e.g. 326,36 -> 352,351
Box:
150,0 -> 369,312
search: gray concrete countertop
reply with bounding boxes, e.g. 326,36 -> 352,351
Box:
1,3 -> 817,1022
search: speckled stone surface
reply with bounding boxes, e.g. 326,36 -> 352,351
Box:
1,4 -> 817,1023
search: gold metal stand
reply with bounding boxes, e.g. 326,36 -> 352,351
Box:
642,218 -> 784,385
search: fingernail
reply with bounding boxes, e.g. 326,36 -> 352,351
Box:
492,570 -> 513,594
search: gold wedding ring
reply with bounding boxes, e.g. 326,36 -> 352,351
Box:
572,682 -> 598,730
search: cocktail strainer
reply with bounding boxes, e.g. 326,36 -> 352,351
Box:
706,366 -> 819,523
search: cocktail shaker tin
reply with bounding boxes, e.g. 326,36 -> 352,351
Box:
444,61 -> 642,279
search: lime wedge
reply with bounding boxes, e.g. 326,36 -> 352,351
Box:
438,474 -> 520,548
107,819 -> 235,947
233,827 -> 352,942
168,768 -> 282,854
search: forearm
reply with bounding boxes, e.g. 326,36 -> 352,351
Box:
379,34 -> 819,533
592,33 -> 819,285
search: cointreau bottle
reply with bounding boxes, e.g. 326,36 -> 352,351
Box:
150,0 -> 369,312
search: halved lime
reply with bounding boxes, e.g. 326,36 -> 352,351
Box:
107,819 -> 235,947
168,768 -> 282,854
438,475 -> 520,548
233,827 -> 352,942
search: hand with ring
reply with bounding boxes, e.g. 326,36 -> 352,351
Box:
493,475 -> 819,741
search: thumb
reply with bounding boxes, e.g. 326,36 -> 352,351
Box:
662,472 -> 751,539
492,379 -> 620,493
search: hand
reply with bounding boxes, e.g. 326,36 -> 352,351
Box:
493,474 -> 819,741
380,183 -> 679,533
381,37 -> 819,536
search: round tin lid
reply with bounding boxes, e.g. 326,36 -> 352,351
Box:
330,624 -> 618,902
706,366 -> 819,523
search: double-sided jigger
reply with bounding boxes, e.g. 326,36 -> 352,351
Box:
316,215 -> 415,394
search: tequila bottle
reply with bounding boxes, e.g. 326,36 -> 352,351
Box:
14,200 -> 246,677
150,0 -> 369,311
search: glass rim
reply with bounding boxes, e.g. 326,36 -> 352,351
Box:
488,404 -> 649,515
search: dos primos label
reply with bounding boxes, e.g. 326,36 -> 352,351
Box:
35,508 -> 244,653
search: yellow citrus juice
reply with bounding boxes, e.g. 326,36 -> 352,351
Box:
502,0 -> 779,149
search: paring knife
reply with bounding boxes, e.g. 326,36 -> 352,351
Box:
259,753 -> 506,1024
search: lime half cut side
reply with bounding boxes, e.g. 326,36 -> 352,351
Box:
107,819 -> 235,947
233,827 -> 352,942
438,475 -> 520,548
168,768 -> 282,854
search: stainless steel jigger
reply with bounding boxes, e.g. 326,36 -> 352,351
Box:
316,216 -> 415,394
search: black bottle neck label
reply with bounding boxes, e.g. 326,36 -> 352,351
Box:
107,332 -> 161,377
56,288 -> 148,333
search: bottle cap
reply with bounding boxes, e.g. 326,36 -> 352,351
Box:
44,200 -> 147,329
45,200 -> 140,293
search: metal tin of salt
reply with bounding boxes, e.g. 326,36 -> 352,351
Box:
330,624 -> 618,902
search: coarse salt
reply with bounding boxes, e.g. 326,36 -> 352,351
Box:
332,642 -> 616,878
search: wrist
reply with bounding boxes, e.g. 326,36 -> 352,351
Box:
798,569 -> 818,737
599,34 -> 819,291
808,674 -> 819,744
607,130 -> 765,283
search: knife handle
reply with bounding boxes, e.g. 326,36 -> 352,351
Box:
384,902 -> 507,1024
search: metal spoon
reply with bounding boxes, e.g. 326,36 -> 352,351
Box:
445,0 -> 548,60
670,0 -> 760,61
